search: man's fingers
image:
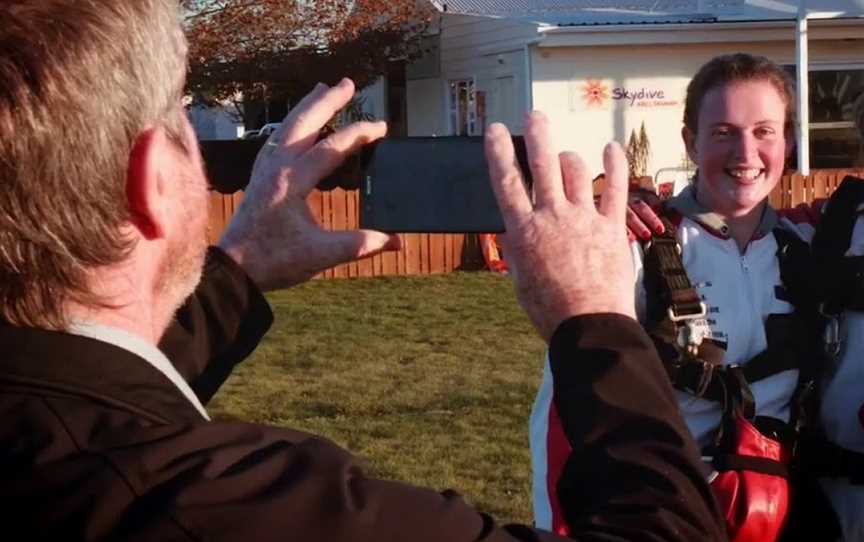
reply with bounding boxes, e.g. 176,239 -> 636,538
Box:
485,123 -> 532,226
559,151 -> 592,207
278,78 -> 356,154
598,142 -> 628,223
325,230 -> 402,268
523,112 -> 564,208
296,120 -> 387,194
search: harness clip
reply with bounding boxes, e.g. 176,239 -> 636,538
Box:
669,303 -> 708,355
667,302 -> 707,323
819,303 -> 841,358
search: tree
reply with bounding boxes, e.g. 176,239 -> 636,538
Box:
182,0 -> 434,122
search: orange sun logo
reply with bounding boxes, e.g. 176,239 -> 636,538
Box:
582,80 -> 609,108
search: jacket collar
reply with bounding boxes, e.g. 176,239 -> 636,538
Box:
667,184 -> 778,241
0,323 -> 206,424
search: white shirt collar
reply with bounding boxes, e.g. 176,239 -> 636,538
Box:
67,322 -> 210,421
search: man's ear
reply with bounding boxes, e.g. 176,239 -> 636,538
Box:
127,127 -> 176,240
681,126 -> 697,163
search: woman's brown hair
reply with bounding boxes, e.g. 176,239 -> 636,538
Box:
684,53 -> 797,137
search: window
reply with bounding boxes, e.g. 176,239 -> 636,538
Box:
387,61 -> 407,137
449,79 -> 480,136
785,65 -> 864,168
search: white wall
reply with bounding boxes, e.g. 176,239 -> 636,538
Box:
188,104 -> 244,140
357,77 -> 386,120
532,37 -> 864,177
406,14 -> 538,136
407,78 -> 447,135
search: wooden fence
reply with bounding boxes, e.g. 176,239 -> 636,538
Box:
208,168 -> 864,279
207,189 -> 484,279
768,168 -> 864,209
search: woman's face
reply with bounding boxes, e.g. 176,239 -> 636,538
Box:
684,79 -> 792,218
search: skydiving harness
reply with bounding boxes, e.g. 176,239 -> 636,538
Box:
642,208 -> 819,542
794,176 -> 864,487
643,211 -> 816,440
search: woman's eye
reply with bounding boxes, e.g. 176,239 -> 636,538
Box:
712,128 -> 730,138
755,127 -> 776,138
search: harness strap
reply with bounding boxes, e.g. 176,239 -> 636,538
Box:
643,212 -> 808,420
819,255 -> 864,313
796,433 -> 864,485
812,176 -> 864,313
647,217 -> 705,320
667,362 -> 759,418
712,454 -> 789,478
773,227 -> 817,313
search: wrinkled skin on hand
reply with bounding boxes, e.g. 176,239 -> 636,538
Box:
484,112 -> 636,342
218,79 -> 401,291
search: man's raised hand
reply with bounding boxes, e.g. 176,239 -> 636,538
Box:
485,112 -> 636,342
218,79 -> 401,291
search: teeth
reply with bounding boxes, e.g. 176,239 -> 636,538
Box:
727,168 -> 762,180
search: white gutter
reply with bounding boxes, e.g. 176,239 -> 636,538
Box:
534,18 -> 863,47
538,16 -> 863,34
539,19 -> 794,34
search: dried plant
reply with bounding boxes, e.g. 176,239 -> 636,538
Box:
626,121 -> 651,178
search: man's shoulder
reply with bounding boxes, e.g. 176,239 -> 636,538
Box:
0,383 -> 365,540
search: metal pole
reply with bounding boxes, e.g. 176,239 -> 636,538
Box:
796,11 -> 810,175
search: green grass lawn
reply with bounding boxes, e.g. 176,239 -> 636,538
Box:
208,271 -> 546,524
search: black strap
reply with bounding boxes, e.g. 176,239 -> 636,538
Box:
643,210 -> 724,369
812,176 -> 864,263
644,215 -> 705,323
773,227 -> 817,313
643,210 -> 816,432
812,176 -> 864,312
796,433 -> 864,485
665,362 -> 759,415
741,313 -> 808,383
712,454 -> 789,478
819,255 -> 864,313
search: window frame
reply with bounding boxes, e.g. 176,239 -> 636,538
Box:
447,77 -> 479,136
806,62 -> 864,132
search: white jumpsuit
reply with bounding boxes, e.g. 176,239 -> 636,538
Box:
530,186 -> 811,531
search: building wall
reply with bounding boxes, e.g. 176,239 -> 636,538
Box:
532,36 -> 864,177
407,78 -> 447,135
357,77 -> 387,121
188,104 -> 244,140
406,14 -> 538,136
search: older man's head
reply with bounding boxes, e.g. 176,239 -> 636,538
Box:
0,0 -> 208,331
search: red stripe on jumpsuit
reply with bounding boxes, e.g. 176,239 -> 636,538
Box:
546,399 -> 573,536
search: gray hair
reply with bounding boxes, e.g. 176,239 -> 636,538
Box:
0,0 -> 188,329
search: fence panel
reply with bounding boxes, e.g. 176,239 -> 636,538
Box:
768,168 -> 864,207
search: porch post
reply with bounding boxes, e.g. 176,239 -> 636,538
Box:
796,9 -> 810,175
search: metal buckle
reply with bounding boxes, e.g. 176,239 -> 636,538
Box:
819,302 -> 841,358
667,302 -> 707,322
670,303 -> 708,355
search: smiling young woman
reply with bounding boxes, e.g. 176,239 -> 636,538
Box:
531,53 -> 817,542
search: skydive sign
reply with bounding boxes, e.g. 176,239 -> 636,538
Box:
575,79 -> 679,110
610,87 -> 678,107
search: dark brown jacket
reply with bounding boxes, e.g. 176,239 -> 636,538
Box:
0,248 -> 724,541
